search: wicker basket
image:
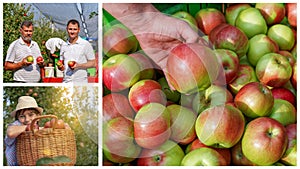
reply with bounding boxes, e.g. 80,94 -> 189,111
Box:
16,115 -> 76,166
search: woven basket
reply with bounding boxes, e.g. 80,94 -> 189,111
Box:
16,115 -> 76,166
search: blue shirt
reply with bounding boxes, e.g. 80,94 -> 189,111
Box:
4,120 -> 22,166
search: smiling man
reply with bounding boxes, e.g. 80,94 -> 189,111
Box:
58,19 -> 96,83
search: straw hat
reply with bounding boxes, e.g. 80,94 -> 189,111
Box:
11,96 -> 43,118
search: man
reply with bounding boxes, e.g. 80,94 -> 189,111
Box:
5,20 -> 44,83
58,19 -> 96,83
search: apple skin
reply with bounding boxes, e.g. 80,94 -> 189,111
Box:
67,60 -> 76,68
103,93 -> 135,122
241,117 -> 288,166
103,117 -> 142,163
255,53 -> 292,88
128,52 -> 155,80
225,3 -> 251,26
285,3 -> 297,27
267,24 -> 295,51
137,140 -> 185,166
166,43 -> 220,94
103,24 -> 138,57
56,60 -> 63,67
277,50 -> 296,67
195,105 -> 245,148
247,34 -> 279,66
271,87 -> 296,106
291,62 -> 297,90
102,54 -> 140,92
234,82 -> 274,118
231,141 -> 256,166
173,11 -> 198,32
194,8 -> 226,35
167,104 -> 196,145
36,56 -> 44,63
26,55 -> 34,63
209,23 -> 249,57
181,147 -> 227,166
134,103 -> 171,149
268,99 -> 296,126
255,3 -> 286,25
280,123 -> 297,166
157,77 -> 181,103
128,79 -> 167,112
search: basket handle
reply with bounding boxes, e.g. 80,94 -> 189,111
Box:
30,115 -> 58,136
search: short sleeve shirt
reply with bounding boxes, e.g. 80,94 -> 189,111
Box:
5,120 -> 23,166
60,37 -> 95,83
5,37 -> 42,82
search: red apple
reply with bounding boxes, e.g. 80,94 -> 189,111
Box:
285,3 -> 297,27
43,121 -> 51,128
269,99 -> 296,126
103,23 -> 138,57
291,62 -> 297,90
166,43 -> 220,94
209,23 -> 249,57
280,123 -> 297,166
103,93 -> 135,122
102,54 -> 140,92
234,82 -> 274,118
225,3 -> 251,26
128,79 -> 167,112
56,60 -> 63,67
68,60 -> 76,68
36,56 -> 44,63
255,3 -> 286,25
256,53 -> 292,87
271,87 -> 296,106
128,52 -> 155,80
134,103 -> 171,149
231,141 -> 256,166
137,140 -> 185,166
194,8 -> 226,35
195,105 -> 245,148
278,50 -> 296,67
267,24 -> 295,51
241,117 -> 288,166
172,11 -> 198,32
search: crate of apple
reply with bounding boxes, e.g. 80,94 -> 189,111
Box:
102,3 -> 297,166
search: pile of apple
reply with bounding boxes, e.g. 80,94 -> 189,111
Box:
102,3 -> 297,166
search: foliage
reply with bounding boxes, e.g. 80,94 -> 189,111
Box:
3,86 -> 98,166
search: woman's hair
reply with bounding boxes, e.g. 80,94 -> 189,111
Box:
15,108 -> 41,121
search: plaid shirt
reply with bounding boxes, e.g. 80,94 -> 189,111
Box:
5,120 -> 22,166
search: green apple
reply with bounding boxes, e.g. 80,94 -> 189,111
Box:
267,24 -> 295,51
255,3 -> 286,25
225,3 -> 251,25
280,124 -> 297,166
173,11 -> 198,32
269,99 -> 296,126
26,55 -> 34,63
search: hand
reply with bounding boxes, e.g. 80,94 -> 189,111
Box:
22,57 -> 33,66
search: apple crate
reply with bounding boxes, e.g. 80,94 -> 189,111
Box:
16,115 -> 76,166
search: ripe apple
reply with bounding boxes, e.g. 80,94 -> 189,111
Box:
157,77 -> 181,103
291,62 -> 297,90
103,117 -> 142,163
269,99 -> 296,126
267,24 -> 295,51
280,123 -> 297,166
102,54 -> 140,92
194,8 -> 226,35
103,93 -> 135,122
166,43 -> 220,94
50,118 -> 65,129
128,52 -> 155,80
231,141 -> 256,166
43,121 -> 51,128
181,147 -> 227,166
36,56 -> 44,63
247,34 -> 279,66
255,53 -> 292,87
128,79 -> 167,112
225,3 -> 251,25
56,60 -> 63,67
234,82 -> 274,118
172,11 -> 198,32
137,140 -> 185,166
103,23 -> 138,57
277,50 -> 296,67
285,3 -> 297,27
134,103 -> 171,149
241,117 -> 288,166
167,104 -> 196,145
255,3 -> 286,25
271,87 -> 296,106
209,23 -> 249,57
68,60 -> 76,68
26,55 -> 34,63
195,105 -> 245,148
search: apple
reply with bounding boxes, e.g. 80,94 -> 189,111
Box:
103,23 -> 138,57
68,60 -> 76,68
271,87 -> 296,106
128,52 -> 155,80
167,104 -> 196,145
134,103 -> 171,149
291,62 -> 297,90
209,23 -> 249,57
157,77 -> 181,103
102,54 -> 140,92
255,3 -> 286,25
269,99 -> 296,126
285,3 -> 297,27
267,24 -> 295,51
172,11 -> 198,32
56,60 -> 63,67
181,147 -> 227,166
137,140 -> 185,166
256,53 -> 292,87
195,105 -> 245,148
36,56 -> 44,63
225,3 -> 251,26
103,93 -> 135,122
194,8 -> 226,35
241,117 -> 288,166
43,121 -> 51,128
247,34 -> 279,66
231,141 -> 256,166
192,85 -> 233,114
128,79 -> 167,112
228,64 -> 258,95
166,43 -> 220,94
277,50 -> 296,67
49,118 -> 65,129
291,44 -> 296,58
103,117 -> 142,163
280,123 -> 297,166
26,55 -> 34,63
234,82 -> 274,118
